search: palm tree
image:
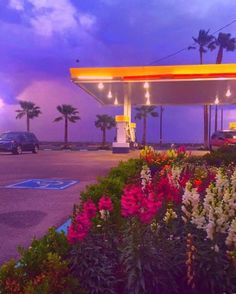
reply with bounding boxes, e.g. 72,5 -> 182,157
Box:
189,29 -> 215,64
95,114 -> 115,146
209,33 -> 236,132
135,106 -> 158,146
54,104 -> 80,148
189,29 -> 215,149
214,32 -> 236,64
16,100 -> 41,132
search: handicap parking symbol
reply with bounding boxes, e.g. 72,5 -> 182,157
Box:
6,179 -> 79,190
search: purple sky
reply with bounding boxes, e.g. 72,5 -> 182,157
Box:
0,0 -> 236,143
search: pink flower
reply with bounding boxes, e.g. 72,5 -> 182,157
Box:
121,186 -> 141,217
67,221 -> 89,244
98,196 -> 113,212
121,184 -> 162,224
82,199 -> 97,218
76,212 -> 92,229
67,201 -> 96,244
177,146 -> 186,153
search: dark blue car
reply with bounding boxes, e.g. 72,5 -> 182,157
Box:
0,131 -> 39,154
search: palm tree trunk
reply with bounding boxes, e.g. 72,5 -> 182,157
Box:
65,116 -> 68,147
204,105 -> 209,149
216,46 -> 224,64
102,128 -> 106,146
215,105 -> 218,132
142,116 -> 147,145
27,115 -> 30,132
209,105 -> 212,140
200,49 -> 203,64
200,51 -> 208,148
220,106 -> 224,131
159,106 -> 163,145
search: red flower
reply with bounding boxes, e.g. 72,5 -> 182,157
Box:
156,176 -> 182,204
121,184 -> 162,224
194,179 -> 202,187
82,199 -> 97,218
98,196 -> 113,212
67,213 -> 92,244
67,200 -> 96,244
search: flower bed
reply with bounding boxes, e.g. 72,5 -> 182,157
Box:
1,147 -> 236,294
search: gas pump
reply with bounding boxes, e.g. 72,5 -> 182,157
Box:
112,115 -> 130,153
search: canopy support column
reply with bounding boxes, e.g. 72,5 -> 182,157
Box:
112,95 -> 131,153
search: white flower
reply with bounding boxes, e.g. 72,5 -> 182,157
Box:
99,209 -> 109,220
211,244 -> 219,252
140,164 -> 152,190
226,218 -> 236,247
168,165 -> 183,188
182,182 -> 201,224
206,221 -> 215,240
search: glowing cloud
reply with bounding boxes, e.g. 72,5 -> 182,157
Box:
0,99 -> 4,109
8,0 -> 24,10
7,0 -> 96,37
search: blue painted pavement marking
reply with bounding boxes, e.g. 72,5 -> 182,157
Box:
6,179 -> 79,190
56,218 -> 71,234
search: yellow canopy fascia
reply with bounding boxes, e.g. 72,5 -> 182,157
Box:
70,64 -> 236,82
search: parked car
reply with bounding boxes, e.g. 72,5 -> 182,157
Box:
210,130 -> 236,151
0,131 -> 39,154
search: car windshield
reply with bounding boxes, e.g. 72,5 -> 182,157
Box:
0,133 -> 20,140
222,132 -> 236,138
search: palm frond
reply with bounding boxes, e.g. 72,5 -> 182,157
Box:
68,115 -> 80,123
54,117 -> 63,122
16,112 -> 25,119
95,114 -> 115,130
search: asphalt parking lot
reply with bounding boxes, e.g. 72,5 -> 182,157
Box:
0,150 -> 139,264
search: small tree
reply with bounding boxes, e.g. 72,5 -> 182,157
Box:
135,106 -> 158,146
16,100 -> 41,132
95,114 -> 115,146
54,104 -> 80,148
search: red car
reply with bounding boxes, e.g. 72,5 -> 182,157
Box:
210,130 -> 236,151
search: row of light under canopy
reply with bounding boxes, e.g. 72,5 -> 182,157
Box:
97,81 -> 233,106
214,88 -> 232,105
98,82 -> 118,105
97,81 -> 152,105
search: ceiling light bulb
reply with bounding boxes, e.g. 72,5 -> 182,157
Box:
98,82 -> 104,90
145,91 -> 150,99
214,96 -> 219,105
226,89 -> 231,97
144,82 -> 149,89
107,91 -> 112,99
114,97 -> 118,105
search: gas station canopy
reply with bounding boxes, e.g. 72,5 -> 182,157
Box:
70,64 -> 236,106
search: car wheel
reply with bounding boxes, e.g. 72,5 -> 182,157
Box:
32,145 -> 39,154
13,145 -> 22,155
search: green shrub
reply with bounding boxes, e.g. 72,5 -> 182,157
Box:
185,145 -> 236,167
80,158 -> 142,225
204,145 -> 236,166
70,231 -> 120,294
0,229 -> 84,294
119,215 -> 187,294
